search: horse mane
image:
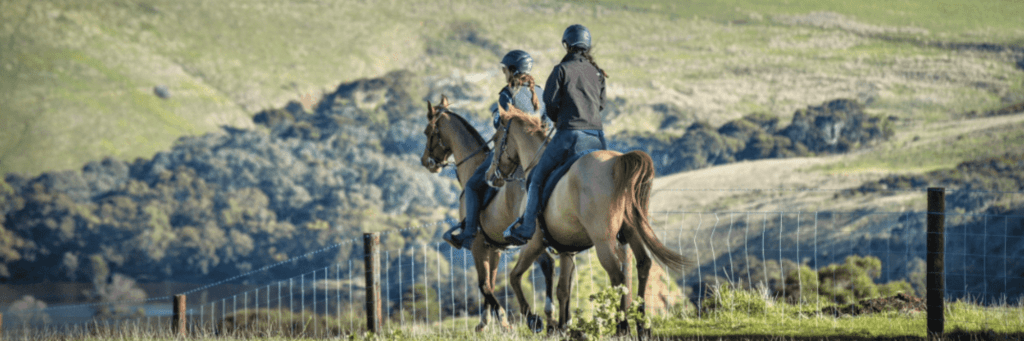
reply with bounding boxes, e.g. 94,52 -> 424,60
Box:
443,110 -> 488,147
502,105 -> 545,137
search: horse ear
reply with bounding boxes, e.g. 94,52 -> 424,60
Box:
426,100 -> 435,118
440,95 -> 450,108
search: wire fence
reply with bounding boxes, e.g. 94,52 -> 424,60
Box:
1,187 -> 1021,338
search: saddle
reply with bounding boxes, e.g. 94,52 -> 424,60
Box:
536,149 -> 599,253
447,150 -> 598,251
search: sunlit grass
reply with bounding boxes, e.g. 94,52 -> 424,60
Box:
1,0 -> 1021,177
814,114 -> 1024,175
9,292 -> 1022,340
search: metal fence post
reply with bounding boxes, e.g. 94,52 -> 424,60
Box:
172,294 -> 187,336
927,187 -> 945,339
364,232 -> 382,334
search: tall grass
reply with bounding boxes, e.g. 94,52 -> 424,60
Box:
6,287 -> 1022,341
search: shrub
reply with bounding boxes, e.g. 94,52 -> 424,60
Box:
567,285 -> 647,340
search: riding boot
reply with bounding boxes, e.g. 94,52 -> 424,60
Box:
442,220 -> 464,249
503,178 -> 543,245
451,189 -> 482,250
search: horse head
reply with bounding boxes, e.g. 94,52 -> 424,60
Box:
486,104 -> 545,188
421,95 -> 453,173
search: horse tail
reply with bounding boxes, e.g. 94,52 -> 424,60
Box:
613,150 -> 691,272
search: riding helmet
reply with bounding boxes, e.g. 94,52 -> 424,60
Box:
562,24 -> 591,50
500,50 -> 533,76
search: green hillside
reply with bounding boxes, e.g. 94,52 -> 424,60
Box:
3,0 -> 1023,176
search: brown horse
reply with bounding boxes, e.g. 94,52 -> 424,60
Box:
419,96 -> 557,332
486,104 -> 691,336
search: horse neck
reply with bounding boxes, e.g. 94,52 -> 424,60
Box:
511,121 -> 545,171
441,115 -> 487,186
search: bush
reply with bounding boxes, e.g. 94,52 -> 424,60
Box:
567,285 -> 647,340
5,295 -> 51,325
818,255 -> 894,304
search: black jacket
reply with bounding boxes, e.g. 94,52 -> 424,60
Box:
542,51 -> 605,131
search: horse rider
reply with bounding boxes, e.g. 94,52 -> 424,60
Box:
445,50 -> 548,249
503,24 -> 608,246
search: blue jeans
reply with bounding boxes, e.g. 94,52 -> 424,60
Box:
507,129 -> 606,243
456,151 -> 492,244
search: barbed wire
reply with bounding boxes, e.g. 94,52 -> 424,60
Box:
5,196 -> 1020,332
4,218 -> 457,315
174,218 -> 456,297
651,210 -> 1024,218
652,187 -> 1024,195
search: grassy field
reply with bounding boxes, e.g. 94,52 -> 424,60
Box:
9,293 -> 1021,340
2,0 -> 1022,177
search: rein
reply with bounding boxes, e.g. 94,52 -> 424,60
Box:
426,109 -> 494,170
455,134 -> 496,167
492,119 -> 555,185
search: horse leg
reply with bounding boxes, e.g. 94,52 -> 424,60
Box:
537,251 -> 556,335
616,237 -> 634,335
487,246 -> 511,331
508,236 -> 547,333
625,230 -> 655,340
471,237 -> 501,332
594,241 -> 631,337
555,253 -> 577,332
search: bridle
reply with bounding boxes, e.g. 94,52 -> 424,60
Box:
490,117 -> 525,185
490,116 -> 555,187
424,109 -> 495,171
423,117 -> 453,170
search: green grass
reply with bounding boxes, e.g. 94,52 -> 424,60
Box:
2,0 -> 1022,177
814,114 -> 1024,175
651,285 -> 1024,340
596,0 -> 1024,44
12,294 -> 1021,341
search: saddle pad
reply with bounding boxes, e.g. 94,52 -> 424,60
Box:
540,149 -> 599,211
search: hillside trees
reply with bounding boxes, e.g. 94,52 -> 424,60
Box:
610,99 -> 893,175
1,71 -> 460,285
728,255 -> 915,305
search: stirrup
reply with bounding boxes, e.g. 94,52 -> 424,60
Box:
451,227 -> 476,250
442,221 -> 464,249
502,217 -> 532,246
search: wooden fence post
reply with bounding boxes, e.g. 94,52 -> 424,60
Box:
364,232 -> 382,335
172,294 -> 186,336
927,187 -> 945,339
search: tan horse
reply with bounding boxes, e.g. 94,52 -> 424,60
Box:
486,104 -> 691,336
419,96 -> 557,332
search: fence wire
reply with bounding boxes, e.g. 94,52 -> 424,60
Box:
2,188 -> 1022,338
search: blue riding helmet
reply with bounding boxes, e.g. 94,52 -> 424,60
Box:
500,50 -> 533,76
562,24 -> 591,50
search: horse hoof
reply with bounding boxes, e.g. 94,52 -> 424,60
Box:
526,315 -> 544,334
638,327 -> 652,340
